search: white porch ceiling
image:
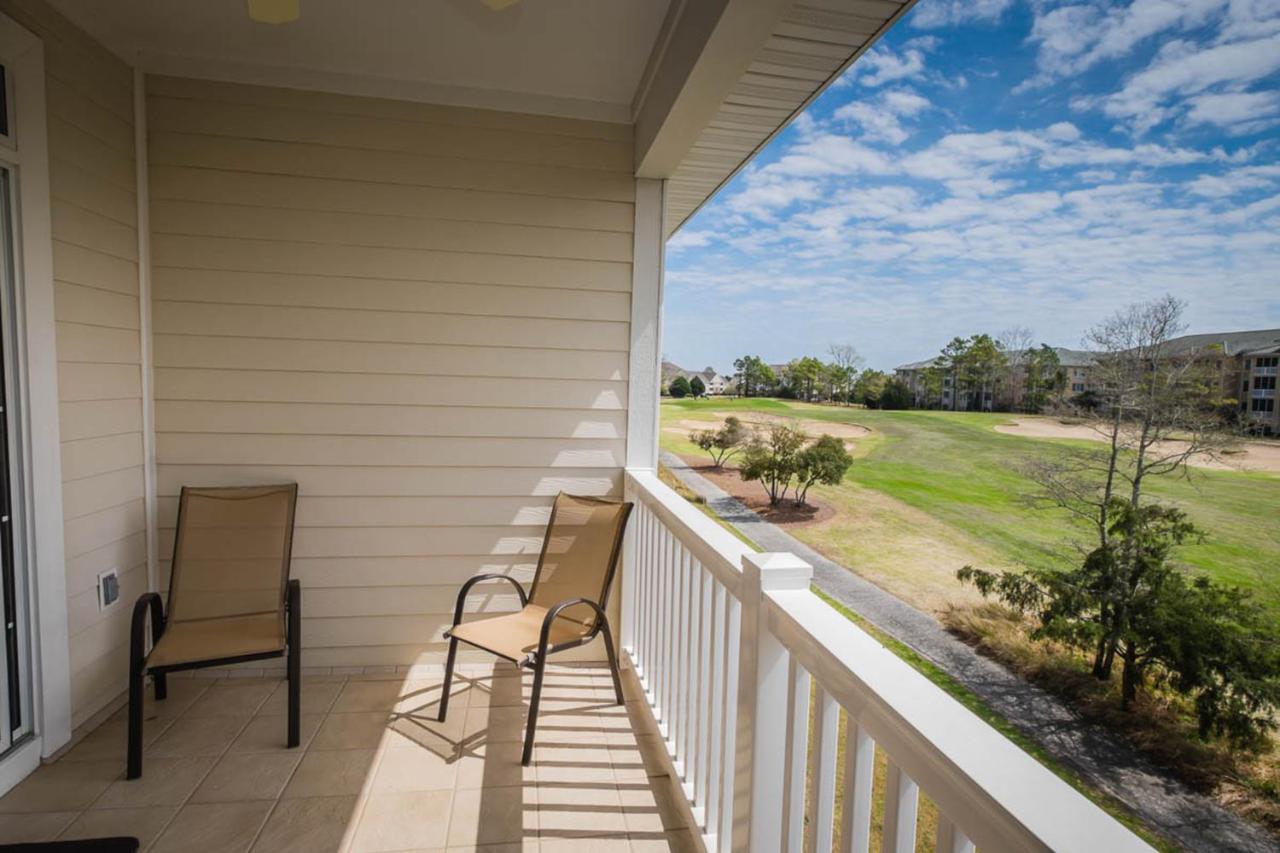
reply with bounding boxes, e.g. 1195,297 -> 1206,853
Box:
49,0 -> 910,237
46,0 -> 672,123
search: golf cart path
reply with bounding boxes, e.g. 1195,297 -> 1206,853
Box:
661,451 -> 1275,853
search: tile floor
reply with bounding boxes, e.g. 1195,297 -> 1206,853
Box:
0,662 -> 698,852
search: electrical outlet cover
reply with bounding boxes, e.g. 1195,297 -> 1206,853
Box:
97,568 -> 119,609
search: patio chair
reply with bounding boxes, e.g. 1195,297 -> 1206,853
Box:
439,493 -> 633,765
126,484 -> 301,779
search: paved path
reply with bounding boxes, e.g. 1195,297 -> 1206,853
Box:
661,452 -> 1277,853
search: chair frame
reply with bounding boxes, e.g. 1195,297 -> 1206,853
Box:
437,497 -> 632,765
126,485 -> 301,779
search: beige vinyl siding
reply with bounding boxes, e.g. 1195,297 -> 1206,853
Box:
0,0 -> 145,727
147,76 -> 633,669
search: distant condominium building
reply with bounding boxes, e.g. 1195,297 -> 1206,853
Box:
660,361 -> 731,395
892,329 -> 1280,432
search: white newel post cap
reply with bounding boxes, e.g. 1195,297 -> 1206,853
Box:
742,552 -> 812,591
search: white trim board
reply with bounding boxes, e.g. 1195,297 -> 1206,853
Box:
135,68 -> 159,594
0,10 -> 72,762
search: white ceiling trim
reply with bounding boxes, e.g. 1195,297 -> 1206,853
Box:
132,50 -> 633,125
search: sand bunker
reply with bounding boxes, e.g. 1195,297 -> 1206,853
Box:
995,417 -> 1280,474
665,413 -> 871,446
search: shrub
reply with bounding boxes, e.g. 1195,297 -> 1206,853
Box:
738,422 -> 807,505
793,435 -> 853,505
690,416 -> 747,467
669,376 -> 691,398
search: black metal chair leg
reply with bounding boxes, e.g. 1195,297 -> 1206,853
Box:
522,654 -> 547,766
287,579 -> 301,748
154,673 -> 167,702
438,637 -> 459,722
126,658 -> 143,780
599,617 -> 625,705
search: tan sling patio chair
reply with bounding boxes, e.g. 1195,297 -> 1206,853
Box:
127,484 -> 301,779
439,493 -> 633,765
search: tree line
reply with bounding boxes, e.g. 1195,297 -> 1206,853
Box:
730,346 -> 915,409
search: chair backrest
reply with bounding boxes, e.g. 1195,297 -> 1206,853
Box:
528,493 -> 632,632
166,484 -> 299,625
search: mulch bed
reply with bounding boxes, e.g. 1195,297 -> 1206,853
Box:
679,456 -> 836,528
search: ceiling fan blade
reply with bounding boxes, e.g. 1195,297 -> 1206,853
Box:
247,0 -> 300,24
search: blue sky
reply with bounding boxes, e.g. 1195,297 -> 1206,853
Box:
662,0 -> 1280,372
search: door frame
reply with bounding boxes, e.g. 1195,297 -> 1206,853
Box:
0,11 -> 72,780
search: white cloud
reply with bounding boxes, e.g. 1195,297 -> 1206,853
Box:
911,0 -> 1014,29
763,134 -> 897,179
1182,90 -> 1280,132
834,89 -> 932,144
725,176 -> 820,220
1186,164 -> 1280,196
1026,0 -> 1228,82
850,45 -> 928,87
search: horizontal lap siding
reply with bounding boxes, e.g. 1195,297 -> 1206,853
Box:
0,0 -> 145,727
147,77 -> 634,669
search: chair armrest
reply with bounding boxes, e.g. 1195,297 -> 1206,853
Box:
130,592 -> 165,669
536,597 -> 606,656
448,573 -> 529,630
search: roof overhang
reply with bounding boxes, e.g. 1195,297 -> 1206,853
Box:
48,0 -> 911,237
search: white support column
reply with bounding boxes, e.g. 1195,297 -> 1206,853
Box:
133,67 -> 158,594
733,551 -> 813,853
625,178 -> 666,471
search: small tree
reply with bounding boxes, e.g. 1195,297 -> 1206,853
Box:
689,375 -> 706,398
738,422 -> 807,505
793,435 -> 853,505
669,376 -> 691,398
879,378 -> 913,410
690,416 -> 747,468
853,369 -> 888,407
958,501 -> 1280,746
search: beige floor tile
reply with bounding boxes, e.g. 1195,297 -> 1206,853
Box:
150,800 -> 273,853
251,795 -> 359,853
138,678 -> 215,723
185,681 -> 276,718
0,811 -> 78,843
531,745 -> 615,785
534,783 -> 626,838
58,805 -> 177,849
332,679 -> 408,713
453,741 -> 534,790
311,712 -> 391,750
446,842 -> 536,852
394,679 -> 464,715
447,785 -> 534,847
627,827 -> 700,851
229,712 -> 322,752
190,751 -> 303,802
617,780 -> 686,834
147,713 -> 249,757
465,706 -> 528,743
282,748 -> 379,799
370,745 -> 458,792
349,789 -> 452,852
258,679 -> 345,716
94,755 -> 217,809
536,835 -> 630,851
61,717 -> 172,763
0,759 -> 119,813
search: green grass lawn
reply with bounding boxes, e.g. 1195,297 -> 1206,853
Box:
661,397 -> 1280,616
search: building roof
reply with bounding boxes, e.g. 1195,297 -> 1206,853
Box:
1160,329 -> 1280,357
895,346 -> 1097,373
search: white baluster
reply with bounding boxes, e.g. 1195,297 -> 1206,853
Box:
840,720 -> 874,853
881,760 -> 919,853
934,816 -> 975,853
806,685 -> 839,853
783,657 -> 811,853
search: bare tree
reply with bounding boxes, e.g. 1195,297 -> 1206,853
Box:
827,344 -> 864,405
1018,295 -> 1235,678
999,325 -> 1035,411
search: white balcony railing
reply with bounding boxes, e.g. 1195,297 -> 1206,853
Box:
621,469 -> 1153,853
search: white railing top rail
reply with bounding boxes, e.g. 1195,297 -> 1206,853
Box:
763,586 -> 1152,853
625,468 -> 748,597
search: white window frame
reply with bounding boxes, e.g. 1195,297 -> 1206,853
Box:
0,11 -> 72,788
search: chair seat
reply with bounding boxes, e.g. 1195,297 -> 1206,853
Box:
449,605 -> 590,663
147,612 -> 286,669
